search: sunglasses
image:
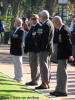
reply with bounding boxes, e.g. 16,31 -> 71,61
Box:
31,18 -> 37,20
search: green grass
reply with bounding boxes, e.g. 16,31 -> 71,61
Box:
0,73 -> 50,100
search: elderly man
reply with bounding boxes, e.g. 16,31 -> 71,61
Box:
24,14 -> 42,86
35,10 -> 54,89
50,16 -> 73,96
10,18 -> 24,82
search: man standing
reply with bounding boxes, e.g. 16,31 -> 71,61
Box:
24,14 -> 42,85
35,10 -> 54,89
10,18 -> 24,82
50,16 -> 73,96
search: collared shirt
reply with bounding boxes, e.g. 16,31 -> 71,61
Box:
42,19 -> 49,24
14,26 -> 22,34
59,23 -> 64,31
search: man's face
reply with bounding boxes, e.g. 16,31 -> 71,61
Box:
31,17 -> 38,25
39,15 -> 45,22
53,21 -> 60,29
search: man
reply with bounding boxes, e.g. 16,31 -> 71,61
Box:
24,14 -> 42,85
10,18 -> 24,82
50,16 -> 73,96
35,10 -> 54,89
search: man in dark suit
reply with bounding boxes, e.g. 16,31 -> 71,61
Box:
10,18 -> 24,82
24,14 -> 42,86
35,10 -> 54,89
50,16 -> 73,96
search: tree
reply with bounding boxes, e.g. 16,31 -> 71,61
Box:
45,0 -> 57,16
1,0 -> 58,31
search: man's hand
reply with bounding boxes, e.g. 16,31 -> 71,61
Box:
69,56 -> 74,61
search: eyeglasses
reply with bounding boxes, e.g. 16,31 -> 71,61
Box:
31,18 -> 37,20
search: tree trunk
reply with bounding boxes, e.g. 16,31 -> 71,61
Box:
45,0 -> 57,16
1,0 -> 9,16
10,0 -> 20,31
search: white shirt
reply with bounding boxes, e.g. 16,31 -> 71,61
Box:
14,26 -> 21,34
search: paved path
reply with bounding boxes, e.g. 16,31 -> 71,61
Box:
0,45 -> 75,100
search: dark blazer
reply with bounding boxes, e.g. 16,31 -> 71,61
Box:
10,27 -> 24,56
24,23 -> 42,53
40,19 -> 54,54
53,28 -> 59,43
57,25 -> 72,59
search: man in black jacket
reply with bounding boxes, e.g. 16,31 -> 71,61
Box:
50,16 -> 73,96
24,14 -> 42,86
10,18 -> 24,82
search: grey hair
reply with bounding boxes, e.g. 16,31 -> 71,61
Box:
39,10 -> 50,19
52,16 -> 62,24
16,18 -> 23,26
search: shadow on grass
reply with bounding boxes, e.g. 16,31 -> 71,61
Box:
0,79 -> 16,82
0,73 -> 36,97
0,89 -> 35,93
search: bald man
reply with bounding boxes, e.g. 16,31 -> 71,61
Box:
10,18 -> 24,82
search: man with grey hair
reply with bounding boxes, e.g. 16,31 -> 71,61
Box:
10,18 -> 24,82
39,10 -> 49,19
35,10 -> 54,89
50,16 -> 73,96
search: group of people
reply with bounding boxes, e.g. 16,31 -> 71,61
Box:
10,10 -> 73,97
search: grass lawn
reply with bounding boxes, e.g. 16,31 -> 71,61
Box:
0,72 -> 51,100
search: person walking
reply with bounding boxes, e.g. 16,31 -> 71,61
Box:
10,18 -> 24,82
50,16 -> 73,97
35,10 -> 54,89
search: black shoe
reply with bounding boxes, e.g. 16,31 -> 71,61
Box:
25,81 -> 38,86
35,83 -> 49,89
50,91 -> 58,95
50,91 -> 67,97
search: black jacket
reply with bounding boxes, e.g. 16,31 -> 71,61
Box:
24,23 -> 42,53
10,27 -> 24,56
57,25 -> 72,59
53,28 -> 59,43
40,19 -> 54,54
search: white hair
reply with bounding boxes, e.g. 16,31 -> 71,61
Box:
39,10 -> 50,19
16,18 -> 23,26
52,16 -> 62,24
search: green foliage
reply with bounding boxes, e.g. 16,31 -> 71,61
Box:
1,0 -> 56,31
0,73 -> 50,100
1,13 -> 12,32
